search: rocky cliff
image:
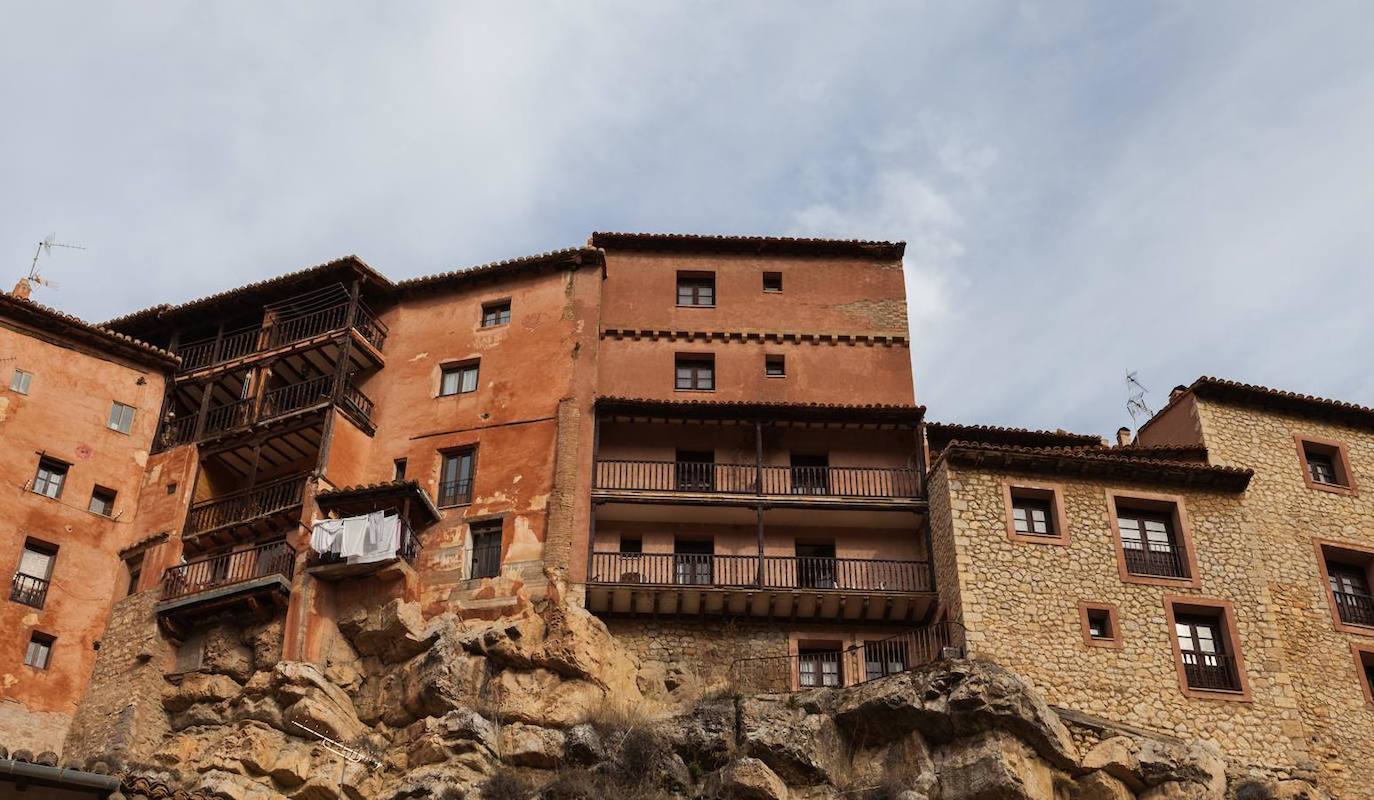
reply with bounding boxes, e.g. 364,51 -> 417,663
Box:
56,586 -> 1328,800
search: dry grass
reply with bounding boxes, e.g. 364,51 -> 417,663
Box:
479,769 -> 533,800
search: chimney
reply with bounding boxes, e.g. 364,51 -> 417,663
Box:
10,278 -> 31,300
1169,385 -> 1188,404
1116,427 -> 1132,448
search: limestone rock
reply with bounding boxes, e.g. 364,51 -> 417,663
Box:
486,668 -> 605,728
703,757 -> 791,800
831,659 -> 1078,770
235,722 -> 286,775
164,673 -> 244,712
563,723 -> 605,765
739,696 -> 845,785
846,730 -> 935,798
339,598 -> 436,664
271,662 -> 367,742
171,702 -> 230,731
203,625 -> 256,683
196,768 -> 281,800
243,618 -> 285,671
355,627 -> 487,727
385,761 -> 494,799
269,744 -> 311,788
665,695 -> 738,770
500,722 -> 566,769
1071,771 -> 1136,800
1082,735 -> 1224,797
934,730 -> 1057,800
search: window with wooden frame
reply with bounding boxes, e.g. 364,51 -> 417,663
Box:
11,540 -> 56,609
1164,597 -> 1249,699
1352,643 -> 1374,707
439,361 -> 480,397
1002,483 -> 1068,545
1107,491 -> 1199,586
676,271 -> 715,307
9,369 -> 32,394
31,457 -> 68,499
762,272 -> 783,293
1078,601 -> 1122,648
124,551 -> 145,597
674,354 -> 715,391
481,300 -> 512,328
437,448 -> 476,507
1296,435 -> 1357,496
107,401 -> 136,434
765,354 -> 786,378
797,644 -> 844,688
393,458 -> 407,480
89,485 -> 117,517
24,631 -> 55,670
469,521 -> 503,579
1315,540 -> 1374,633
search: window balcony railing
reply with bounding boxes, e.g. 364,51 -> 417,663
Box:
173,302 -> 387,373
437,478 -> 473,508
593,460 -> 921,499
1122,545 -> 1190,579
157,376 -> 374,449
1181,652 -> 1241,692
1334,590 -> 1374,627
184,474 -> 309,536
161,540 -> 296,601
9,573 -> 49,609
588,552 -> 932,593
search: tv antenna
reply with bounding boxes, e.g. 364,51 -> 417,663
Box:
26,233 -> 84,291
1125,371 -> 1154,425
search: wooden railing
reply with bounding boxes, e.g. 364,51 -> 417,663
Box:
260,375 -> 334,419
340,381 -> 375,427
594,460 -> 921,499
173,302 -> 387,373
161,540 -> 296,601
1334,590 -> 1374,627
1122,545 -> 1190,580
1181,652 -> 1242,692
438,478 -> 473,508
588,552 -> 931,592
729,622 -> 965,693
157,376 -> 372,449
184,474 -> 308,536
9,573 -> 49,609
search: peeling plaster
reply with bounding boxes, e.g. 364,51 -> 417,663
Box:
505,515 -> 543,562
133,449 -> 148,467
408,351 -> 430,362
0,396 -> 9,423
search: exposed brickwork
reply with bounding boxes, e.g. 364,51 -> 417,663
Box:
833,297 -> 908,331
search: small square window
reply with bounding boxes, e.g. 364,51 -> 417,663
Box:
1297,437 -> 1356,495
1013,497 -> 1053,536
89,486 -> 117,517
393,458 -> 408,480
10,369 -> 32,394
675,354 -> 715,391
32,458 -> 68,499
762,272 -> 783,293
1004,484 -> 1067,545
166,482 -> 178,495
24,632 -> 55,670
676,272 -> 716,307
108,401 -> 136,434
1079,602 -> 1120,648
765,354 -> 786,378
440,362 -> 480,396
481,300 -> 511,327
1353,645 -> 1374,707
470,521 -> 503,579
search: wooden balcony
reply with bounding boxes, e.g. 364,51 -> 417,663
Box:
173,301 -> 386,375
586,552 -> 935,622
183,473 -> 308,545
306,516 -> 421,581
156,375 -> 375,450
156,541 -> 295,640
593,460 -> 921,508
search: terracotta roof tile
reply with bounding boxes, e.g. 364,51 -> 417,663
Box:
0,292 -> 179,368
925,422 -> 1103,452
597,395 -> 923,425
932,441 -> 1252,491
590,231 -> 905,260
1150,376 -> 1374,430
397,247 -> 602,291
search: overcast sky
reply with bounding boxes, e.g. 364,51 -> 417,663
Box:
3,2 -> 1371,436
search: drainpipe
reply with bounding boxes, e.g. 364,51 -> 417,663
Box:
0,758 -> 119,795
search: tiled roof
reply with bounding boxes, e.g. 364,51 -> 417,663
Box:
315,479 -> 442,525
925,422 -> 1102,452
597,395 -> 924,425
1147,376 -> 1374,430
590,231 -> 906,260
396,247 -> 602,291
0,292 -> 179,369
932,441 -> 1252,491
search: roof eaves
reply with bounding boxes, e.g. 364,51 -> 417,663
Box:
931,441 -> 1252,491
397,247 -> 602,292
589,231 -> 906,260
0,292 -> 179,369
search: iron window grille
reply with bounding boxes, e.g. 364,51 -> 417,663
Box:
1118,509 -> 1189,578
438,449 -> 476,507
1328,562 -> 1374,627
470,524 -> 502,579
1174,616 -> 1241,692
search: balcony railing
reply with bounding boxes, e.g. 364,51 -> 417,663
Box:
174,302 -> 387,373
729,622 -> 966,693
1122,545 -> 1190,579
594,460 -> 921,499
158,376 -> 372,449
161,541 -> 296,601
438,479 -> 473,508
308,517 -> 420,567
588,552 -> 931,592
184,474 -> 308,536
1181,652 -> 1242,692
1334,590 -> 1374,627
9,573 -> 49,609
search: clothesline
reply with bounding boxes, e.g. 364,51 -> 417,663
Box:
309,511 -> 402,564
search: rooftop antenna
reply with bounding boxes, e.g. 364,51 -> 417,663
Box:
1126,371 -> 1154,425
26,232 -> 84,291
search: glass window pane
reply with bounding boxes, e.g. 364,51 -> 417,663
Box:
460,367 -> 479,393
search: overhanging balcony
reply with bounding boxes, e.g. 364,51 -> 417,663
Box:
157,375 -> 375,450
173,300 -> 386,376
156,541 -> 295,640
586,552 -> 935,622
183,473 -> 308,547
593,460 -> 921,508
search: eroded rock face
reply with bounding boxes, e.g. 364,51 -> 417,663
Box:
704,757 -> 791,800
339,598 -> 437,664
738,696 -> 846,785
1082,735 -> 1225,798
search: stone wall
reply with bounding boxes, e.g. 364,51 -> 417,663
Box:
606,617 -> 790,695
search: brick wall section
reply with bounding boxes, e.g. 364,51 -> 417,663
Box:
1190,399 -> 1374,795
832,297 -> 908,331
63,589 -> 173,763
931,463 -> 1313,776
542,397 -> 581,582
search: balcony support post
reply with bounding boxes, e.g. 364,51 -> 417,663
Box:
922,514 -> 937,595
191,377 -> 214,442
332,279 -> 362,405
755,503 -> 765,587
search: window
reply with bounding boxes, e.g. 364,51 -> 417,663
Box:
790,454 -> 830,495
24,632 -> 54,670
89,486 -> 117,517
1108,492 -> 1197,585
9,369 -> 32,394
440,362 -> 480,396
1164,597 -> 1249,699
762,272 -> 783,293
676,272 -> 715,307
11,541 -> 56,609
393,458 -> 408,481
438,449 -> 476,507
31,458 -> 68,499
124,552 -> 145,597
481,300 -> 511,327
469,521 -> 502,579
1316,541 -> 1374,633
1079,602 -> 1121,648
619,537 -> 642,555
1004,483 -> 1068,545
864,639 -> 908,681
765,354 -> 786,378
1296,436 -> 1357,496
674,450 -> 715,492
796,543 -> 837,589
674,354 -> 715,391
673,539 -> 713,585
798,646 -> 843,688
1353,644 -> 1374,707
107,401 -> 136,434
166,482 -> 178,495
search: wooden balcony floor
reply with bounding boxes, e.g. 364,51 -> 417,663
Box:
586,583 -> 936,623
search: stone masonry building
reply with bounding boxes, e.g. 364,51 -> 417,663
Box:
0,233 -> 1370,796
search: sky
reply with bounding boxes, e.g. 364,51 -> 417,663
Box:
2,2 -> 1372,437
